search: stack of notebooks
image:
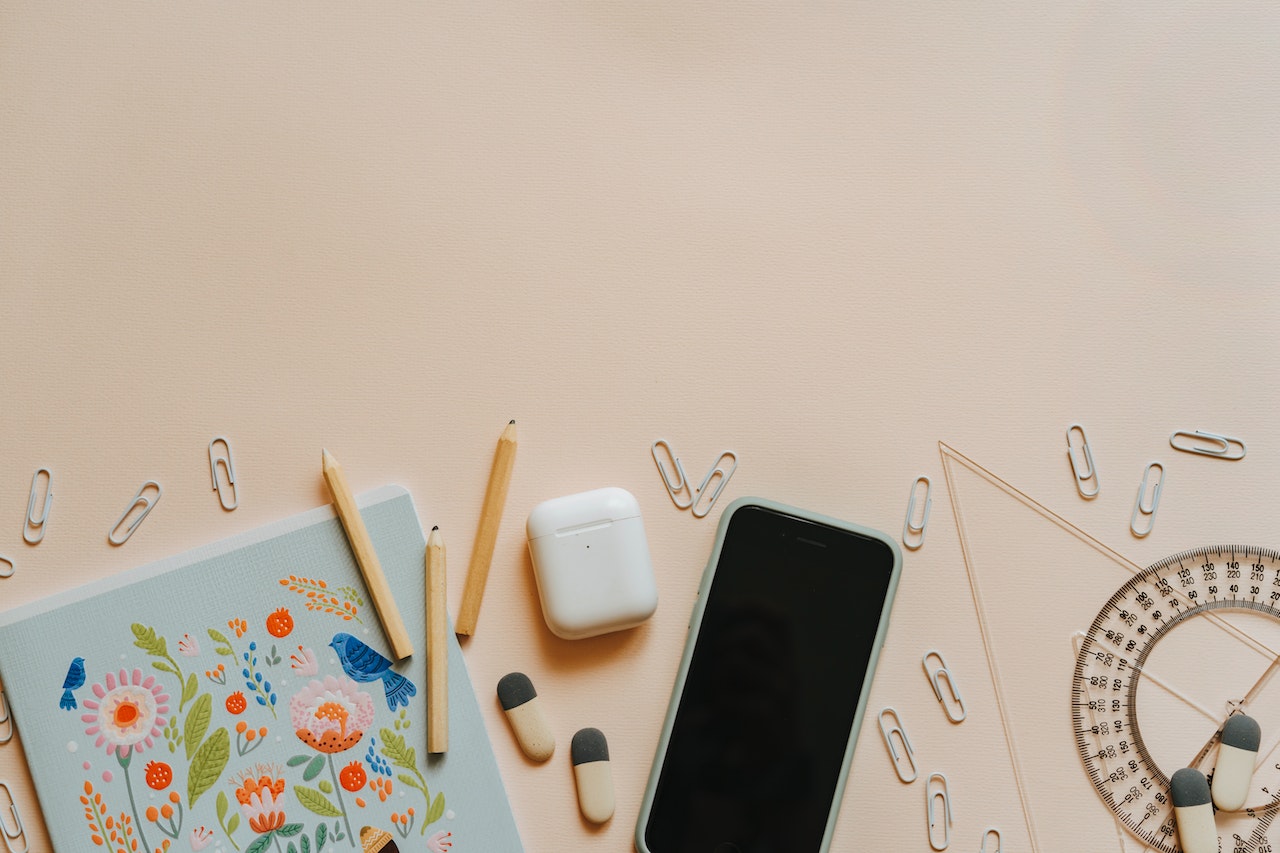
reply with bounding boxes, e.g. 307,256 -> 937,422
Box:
0,486 -> 523,853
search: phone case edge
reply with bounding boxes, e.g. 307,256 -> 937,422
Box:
633,496 -> 905,853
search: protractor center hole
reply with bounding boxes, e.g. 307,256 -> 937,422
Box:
1138,607 -> 1280,790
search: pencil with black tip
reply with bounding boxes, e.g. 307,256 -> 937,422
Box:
456,420 -> 517,636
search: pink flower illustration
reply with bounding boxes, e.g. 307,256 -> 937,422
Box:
81,668 -> 169,758
290,676 -> 375,754
289,645 -> 318,676
177,634 -> 200,657
427,829 -> 453,851
189,825 -> 214,850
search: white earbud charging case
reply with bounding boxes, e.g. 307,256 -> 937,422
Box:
526,487 -> 658,640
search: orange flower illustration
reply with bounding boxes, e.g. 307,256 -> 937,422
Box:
231,765 -> 287,834
290,676 -> 374,754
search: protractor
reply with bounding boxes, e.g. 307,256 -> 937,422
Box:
1074,546 -> 1280,852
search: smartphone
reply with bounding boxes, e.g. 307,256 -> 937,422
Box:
636,498 -> 902,853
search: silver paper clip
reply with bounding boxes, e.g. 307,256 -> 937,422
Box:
0,781 -> 26,853
1066,424 -> 1099,498
108,481 -> 163,546
23,468 -> 52,544
878,707 -> 918,783
209,436 -> 239,510
1169,430 -> 1246,461
902,476 -> 932,550
926,772 -> 952,851
1130,462 -> 1163,538
690,451 -> 737,519
0,557 -> 12,580
923,649 -> 966,723
0,690 -> 12,745
651,440 -> 693,510
979,828 -> 1002,853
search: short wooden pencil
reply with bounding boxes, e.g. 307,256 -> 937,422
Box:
426,525 -> 448,752
321,448 -> 414,660
456,420 -> 518,636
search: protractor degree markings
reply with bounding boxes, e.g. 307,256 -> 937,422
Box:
1076,547 -> 1280,853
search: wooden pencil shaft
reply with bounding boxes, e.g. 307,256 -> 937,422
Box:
426,528 -> 448,753
456,421 -> 517,636
322,450 -> 414,660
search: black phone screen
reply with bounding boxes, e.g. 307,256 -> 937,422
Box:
643,505 -> 896,853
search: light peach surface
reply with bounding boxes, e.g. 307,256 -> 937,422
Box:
2,4 -> 1279,851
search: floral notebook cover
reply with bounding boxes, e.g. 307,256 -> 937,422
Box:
0,485 -> 522,853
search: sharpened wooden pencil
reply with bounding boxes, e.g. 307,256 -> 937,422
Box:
426,525 -> 448,752
455,420 -> 517,636
321,449 -> 414,660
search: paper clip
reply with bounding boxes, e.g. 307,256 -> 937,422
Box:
0,690 -> 12,745
979,828 -> 1002,853
1169,429 -> 1246,461
878,707 -> 918,783
108,481 -> 163,546
923,649 -> 966,723
690,451 -> 737,519
902,476 -> 932,550
651,440 -> 693,510
22,468 -> 52,545
1130,462 -> 1163,538
1066,424 -> 1099,498
926,772 -> 952,851
209,436 -> 239,510
0,781 -> 26,853
0,557 -> 12,580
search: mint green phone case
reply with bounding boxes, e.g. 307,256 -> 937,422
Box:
635,497 -> 903,853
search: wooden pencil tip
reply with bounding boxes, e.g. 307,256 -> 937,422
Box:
509,419 -> 515,424
432,525 -> 439,531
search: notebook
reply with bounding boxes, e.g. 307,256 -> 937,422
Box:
0,485 -> 523,853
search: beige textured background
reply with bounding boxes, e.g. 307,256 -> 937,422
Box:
2,3 -> 1278,851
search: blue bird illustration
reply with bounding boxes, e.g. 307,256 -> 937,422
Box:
329,633 -> 416,711
60,656 -> 86,710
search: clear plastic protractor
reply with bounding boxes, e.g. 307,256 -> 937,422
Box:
1074,546 -> 1280,853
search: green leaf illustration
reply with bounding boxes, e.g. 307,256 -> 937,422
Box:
301,835 -> 311,853
303,755 -> 325,782
183,672 -> 199,706
132,623 -> 168,657
278,824 -> 303,838
208,628 -> 234,656
286,755 -> 311,768
216,791 -> 229,821
293,785 -> 343,818
227,814 -> 240,835
425,791 -> 445,825
185,693 -> 212,760
188,726 -> 230,806
396,773 -> 426,796
338,586 -> 364,605
287,844 -> 297,853
379,728 -> 417,771
315,823 -> 327,851
152,661 -> 178,676
318,779 -> 333,794
246,833 -> 274,853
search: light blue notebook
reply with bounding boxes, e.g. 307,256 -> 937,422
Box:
0,485 -> 522,853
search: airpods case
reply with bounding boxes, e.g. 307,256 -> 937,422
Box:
526,487 -> 658,640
